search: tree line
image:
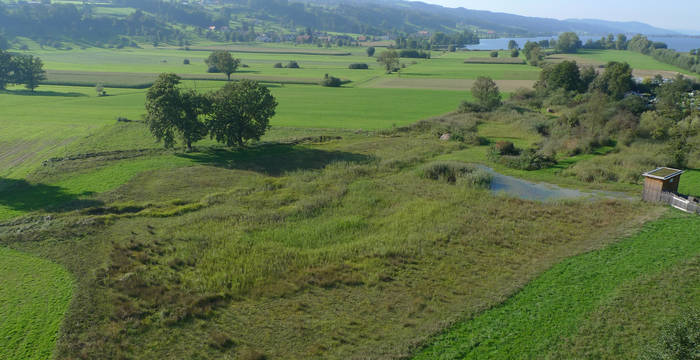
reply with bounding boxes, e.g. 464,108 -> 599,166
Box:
145,74 -> 277,152
0,50 -> 46,91
395,31 -> 479,50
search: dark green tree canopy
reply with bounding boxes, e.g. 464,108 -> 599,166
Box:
14,55 -> 46,92
591,61 -> 634,99
0,49 -> 13,89
145,73 -> 208,151
366,46 -> 375,57
207,80 -> 277,147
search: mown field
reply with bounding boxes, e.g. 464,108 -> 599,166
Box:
0,246 -> 73,360
416,212 -> 700,359
1,44 -> 699,359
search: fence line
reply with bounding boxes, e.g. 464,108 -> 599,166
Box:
659,192 -> 700,214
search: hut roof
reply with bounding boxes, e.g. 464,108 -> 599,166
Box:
643,167 -> 684,181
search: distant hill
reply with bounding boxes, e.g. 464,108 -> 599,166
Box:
0,0 -> 682,49
299,0 -> 679,36
563,19 -> 678,36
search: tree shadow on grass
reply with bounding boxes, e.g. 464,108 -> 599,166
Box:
0,178 -> 102,215
176,144 -> 372,176
0,89 -> 88,97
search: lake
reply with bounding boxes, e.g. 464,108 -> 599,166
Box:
466,36 -> 700,52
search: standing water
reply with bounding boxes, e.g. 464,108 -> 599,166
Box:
465,36 -> 700,52
476,165 -> 634,202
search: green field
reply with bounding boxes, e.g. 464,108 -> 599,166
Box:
0,82 -> 469,179
24,46 -> 385,85
0,247 -> 73,360
401,56 -> 540,80
416,213 -> 700,359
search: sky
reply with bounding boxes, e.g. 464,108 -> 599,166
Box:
411,0 -> 700,33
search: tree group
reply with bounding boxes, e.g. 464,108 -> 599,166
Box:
145,73 -> 277,151
0,50 -> 46,91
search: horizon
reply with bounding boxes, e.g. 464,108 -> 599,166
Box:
409,0 -> 700,34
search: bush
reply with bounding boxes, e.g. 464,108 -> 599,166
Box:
207,65 -> 220,73
285,61 -> 300,68
490,141 -> 520,157
419,161 -> 491,187
511,49 -> 520,57
458,101 -> 485,113
643,310 -> 700,360
273,62 -> 283,68
320,74 -> 342,87
183,59 -> 190,65
490,51 -> 499,58
366,47 -> 375,57
348,63 -> 369,69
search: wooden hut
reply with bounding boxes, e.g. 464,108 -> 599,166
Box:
642,167 -> 684,202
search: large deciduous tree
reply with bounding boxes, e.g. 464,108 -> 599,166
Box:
537,61 -> 582,92
207,80 -> 277,147
145,73 -> 208,152
376,50 -> 399,73
206,50 -> 241,81
472,76 -> 501,111
0,49 -> 13,89
15,55 -> 46,92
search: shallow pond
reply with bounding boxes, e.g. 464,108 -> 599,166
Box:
476,165 -> 635,202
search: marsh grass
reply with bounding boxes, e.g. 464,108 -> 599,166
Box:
0,127 -> 653,359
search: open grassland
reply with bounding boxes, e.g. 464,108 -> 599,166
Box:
0,125 -> 654,359
23,46 -> 385,85
0,246 -> 73,360
416,212 -> 700,359
398,51 -> 538,81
